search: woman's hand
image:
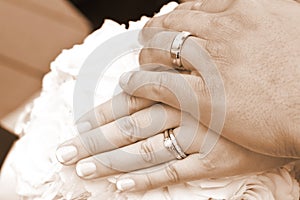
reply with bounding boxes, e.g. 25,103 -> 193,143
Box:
56,93 -> 292,192
119,0 -> 300,158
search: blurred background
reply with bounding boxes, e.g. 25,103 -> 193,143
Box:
0,0 -> 178,198
0,0 -> 91,172
0,0 -> 90,125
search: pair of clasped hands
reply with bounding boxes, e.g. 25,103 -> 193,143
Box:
56,0 -> 300,192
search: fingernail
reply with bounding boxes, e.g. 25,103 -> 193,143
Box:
76,121 -> 92,133
76,162 -> 97,177
119,72 -> 133,87
56,146 -> 78,163
116,179 -> 135,191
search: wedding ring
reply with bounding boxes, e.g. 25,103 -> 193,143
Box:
170,31 -> 192,71
163,129 -> 187,160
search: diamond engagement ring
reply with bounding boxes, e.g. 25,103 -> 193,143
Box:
163,129 -> 187,160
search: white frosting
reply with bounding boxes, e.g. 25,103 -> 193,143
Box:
9,2 -> 299,200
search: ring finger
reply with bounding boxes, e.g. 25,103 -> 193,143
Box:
75,114 -> 203,179
140,30 -> 210,74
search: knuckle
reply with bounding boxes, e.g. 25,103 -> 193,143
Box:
151,72 -> 169,100
116,116 -> 139,144
221,14 -> 240,30
126,95 -> 140,114
95,109 -> 108,125
212,11 -> 250,38
139,139 -> 157,164
163,11 -> 183,28
199,156 -> 217,172
189,76 -> 210,99
165,165 -> 180,184
162,13 -> 175,28
211,15 -> 227,30
204,40 -> 229,62
143,15 -> 165,29
144,173 -> 155,189
205,40 -> 222,58
141,16 -> 166,44
164,11 -> 200,30
81,134 -> 100,155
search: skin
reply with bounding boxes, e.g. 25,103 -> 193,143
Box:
57,93 -> 291,191
134,0 -> 300,158
56,0 -> 300,192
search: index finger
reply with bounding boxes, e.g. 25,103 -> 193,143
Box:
76,92 -> 155,133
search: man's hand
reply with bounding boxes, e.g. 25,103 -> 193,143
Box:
121,0 -> 300,158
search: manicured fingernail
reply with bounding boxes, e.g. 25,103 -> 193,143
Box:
116,179 -> 135,191
76,121 -> 92,133
119,72 -> 133,87
76,162 -> 97,177
56,146 -> 78,163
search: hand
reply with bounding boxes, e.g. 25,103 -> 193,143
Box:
120,0 -> 300,158
56,93 -> 291,192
